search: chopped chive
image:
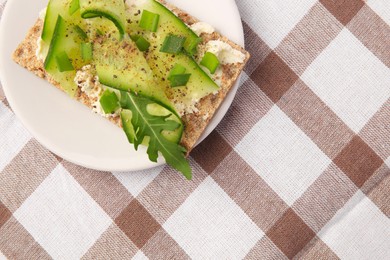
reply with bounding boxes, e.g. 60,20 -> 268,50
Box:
81,42 -> 93,62
99,89 -> 119,114
200,52 -> 220,74
130,34 -> 140,41
139,10 -> 160,32
69,0 -> 80,15
55,51 -> 74,72
168,63 -> 186,78
168,74 -> 191,87
131,35 -> 150,52
136,37 -> 150,52
168,64 -> 191,87
160,34 -> 186,54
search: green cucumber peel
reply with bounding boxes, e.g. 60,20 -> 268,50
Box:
79,0 -> 126,39
44,15 -> 87,71
42,0 -> 66,42
119,91 -> 191,179
44,15 -> 65,70
81,10 -> 125,38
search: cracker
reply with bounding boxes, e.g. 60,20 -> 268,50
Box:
12,0 -> 250,154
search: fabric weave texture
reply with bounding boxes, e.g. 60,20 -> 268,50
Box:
0,0 -> 390,259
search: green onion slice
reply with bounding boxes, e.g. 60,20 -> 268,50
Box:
139,10 -> 160,32
130,34 -> 140,41
168,64 -> 191,87
168,74 -> 191,87
131,35 -> 150,52
55,51 -> 74,72
99,89 -> 119,114
160,34 -> 186,54
200,51 -> 220,74
168,63 -> 186,78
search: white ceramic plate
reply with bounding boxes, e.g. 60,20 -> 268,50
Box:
0,0 -> 244,172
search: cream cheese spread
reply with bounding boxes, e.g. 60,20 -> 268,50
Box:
204,40 -> 246,64
39,7 -> 47,20
74,65 -> 120,117
190,22 -> 215,36
197,40 -> 245,88
173,98 -> 199,117
36,8 -> 47,61
35,37 -> 46,62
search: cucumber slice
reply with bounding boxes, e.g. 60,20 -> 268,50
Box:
93,37 -> 178,117
42,0 -> 83,43
126,0 -> 219,106
44,15 -> 87,96
79,0 -> 126,39
147,50 -> 218,103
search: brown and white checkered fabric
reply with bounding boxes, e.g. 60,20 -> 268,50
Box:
1,0 -> 390,259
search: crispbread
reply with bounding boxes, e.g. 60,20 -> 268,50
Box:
12,0 -> 250,154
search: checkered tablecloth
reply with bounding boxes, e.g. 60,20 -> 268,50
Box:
1,0 -> 390,259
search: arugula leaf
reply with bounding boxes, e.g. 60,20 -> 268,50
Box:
120,91 -> 192,179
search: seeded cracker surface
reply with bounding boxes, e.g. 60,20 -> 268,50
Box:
12,0 -> 250,154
